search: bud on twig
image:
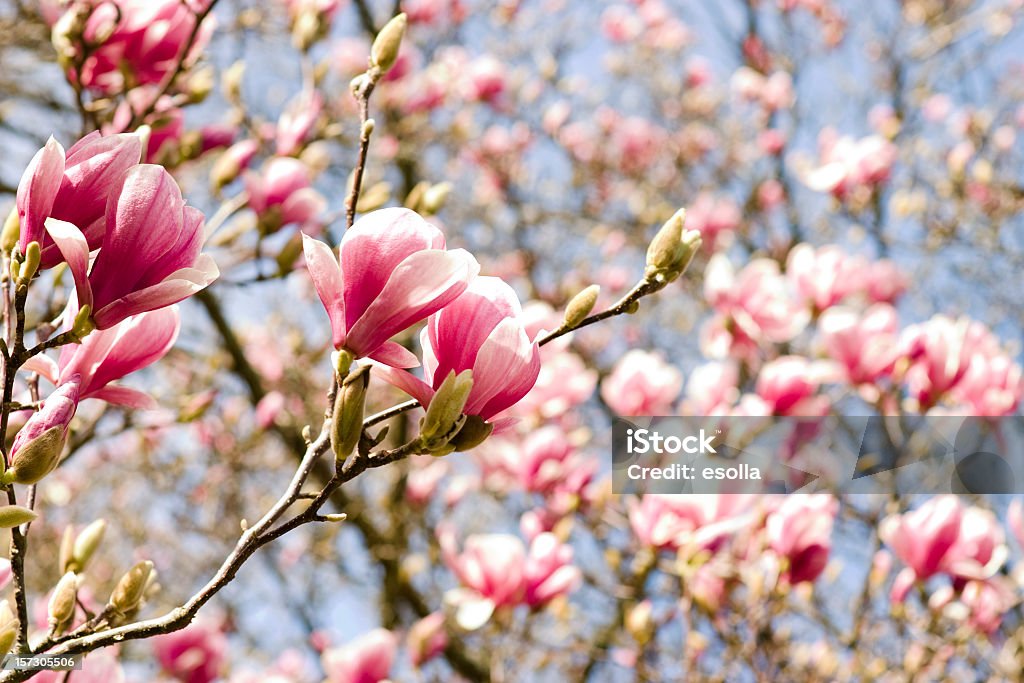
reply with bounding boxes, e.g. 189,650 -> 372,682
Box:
18,241 -> 41,286
644,209 -> 702,285
66,519 -> 107,573
563,285 -> 600,329
48,572 -> 78,636
420,182 -> 452,215
331,364 -> 371,461
1,208 -> 19,253
0,602 -> 17,656
0,505 -> 38,528
3,427 -> 66,486
108,561 -> 154,618
72,304 -> 95,339
448,414 -> 493,452
370,13 -> 407,74
419,370 -> 473,452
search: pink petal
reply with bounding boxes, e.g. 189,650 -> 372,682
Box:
340,208 -> 447,328
89,385 -> 158,409
368,341 -> 420,369
372,363 -> 436,409
45,218 -> 94,310
17,137 -> 66,251
467,319 -> 541,420
92,254 -> 218,329
302,233 -> 346,349
346,248 -> 479,356
281,187 -> 326,227
23,355 -> 60,384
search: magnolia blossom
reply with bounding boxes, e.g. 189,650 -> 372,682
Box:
766,495 -> 837,584
376,276 -> 540,423
65,0 -> 216,94
321,629 -> 397,683
818,304 -> 899,388
600,350 -> 683,416
682,361 -> 739,416
246,157 -> 326,232
441,529 -> 579,628
48,165 -> 218,329
628,495 -> 754,553
303,208 -> 479,368
27,308 -> 180,409
803,128 -> 897,199
151,618 -> 228,683
703,254 -> 809,360
276,90 -> 324,156
786,243 -> 863,311
407,612 -> 448,667
685,192 -> 741,251
753,356 -> 831,416
512,349 -> 596,419
16,132 -> 143,267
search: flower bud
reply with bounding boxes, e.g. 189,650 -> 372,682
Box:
2,208 -> 19,253
4,426 -> 66,486
222,61 -> 246,102
67,519 -> 107,574
625,599 -> 654,646
108,560 -> 154,618
48,572 -> 79,635
449,414 -> 493,452
292,9 -> 322,51
0,602 -> 17,656
331,364 -> 371,461
17,241 -> 41,286
644,209 -> 702,284
564,285 -> 600,329
370,13 -> 407,74
73,304 -> 95,339
0,505 -> 38,528
419,370 -> 473,452
420,182 -> 453,215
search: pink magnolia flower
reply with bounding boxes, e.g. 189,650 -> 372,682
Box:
302,207 -> 479,368
682,361 -> 739,416
766,495 -> 837,584
958,578 -> 1016,634
246,157 -> 326,232
942,507 -> 1007,585
755,356 -> 831,416
703,254 -> 809,356
10,378 -> 80,460
511,349 -> 596,418
276,90 -> 323,156
900,315 -> 1000,411
376,275 -> 540,422
321,629 -> 397,683
523,532 -> 581,608
818,304 -> 900,387
442,531 -> 527,609
16,132 -> 142,268
951,352 -> 1024,416
48,165 -> 217,330
407,612 -> 447,667
628,494 -> 754,553
685,192 -> 741,252
69,0 -> 216,94
600,350 -> 683,416
879,496 -> 963,602
786,243 -> 863,311
27,308 -> 180,409
803,129 -> 897,199
152,618 -> 228,683
517,426 -> 590,495
462,55 -> 507,104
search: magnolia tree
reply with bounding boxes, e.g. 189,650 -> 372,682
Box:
0,0 -> 1023,681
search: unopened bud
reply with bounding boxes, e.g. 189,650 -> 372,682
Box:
361,118 -> 376,138
223,61 -> 246,102
186,65 -> 215,104
564,285 -> 600,329
3,427 -> 66,486
108,561 -> 154,617
0,505 -> 38,528
419,370 -> 473,452
644,209 -> 702,284
48,572 -> 78,635
420,182 -> 452,215
67,519 -> 106,573
334,349 -> 354,378
18,241 -> 41,286
1,208 -> 19,253
370,13 -> 407,74
449,414 -> 493,452
73,304 -> 95,339
625,600 -> 654,645
0,602 -> 16,656
292,9 -> 322,51
331,364 -> 370,460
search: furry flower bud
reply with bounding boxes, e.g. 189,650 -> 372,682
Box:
0,505 -> 38,529
370,13 -> 407,74
48,572 -> 79,635
419,370 -> 473,452
645,209 -> 702,284
108,561 -> 154,618
331,364 -> 371,461
564,285 -> 600,329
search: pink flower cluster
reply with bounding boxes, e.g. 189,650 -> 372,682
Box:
802,128 -> 898,200
305,208 -> 541,427
440,525 -> 581,629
